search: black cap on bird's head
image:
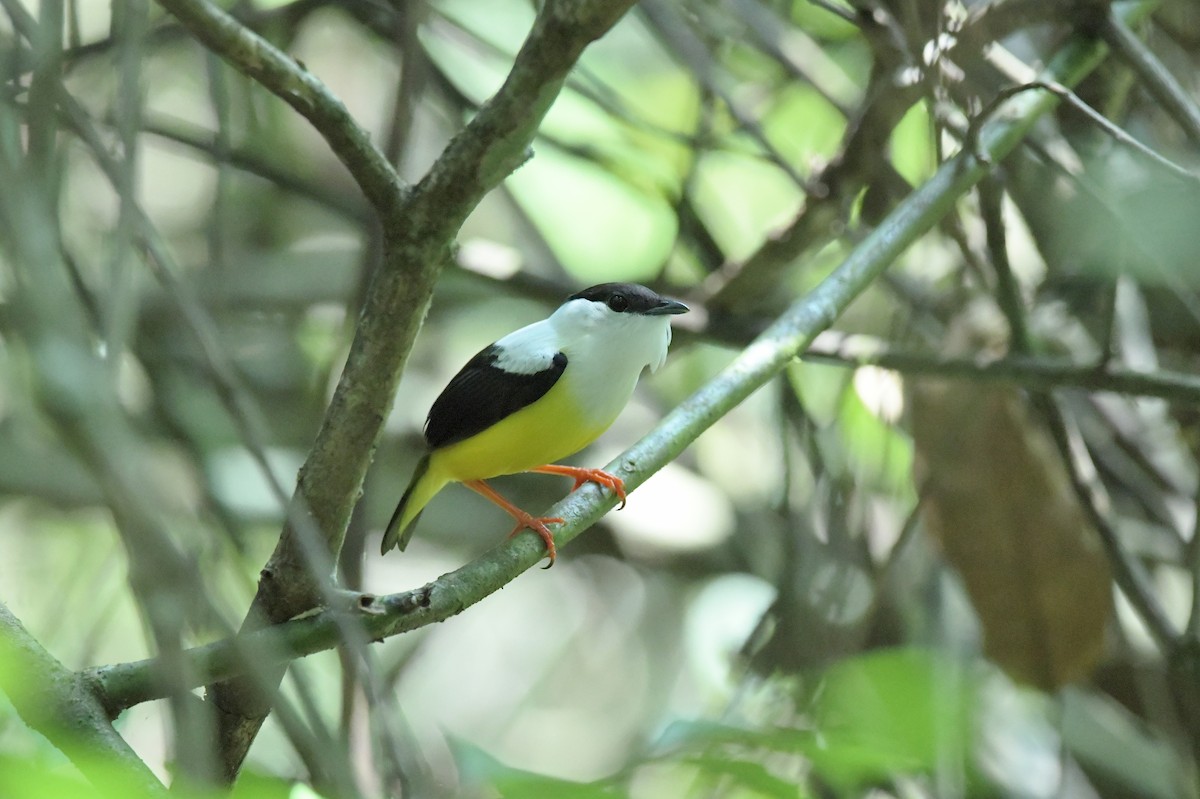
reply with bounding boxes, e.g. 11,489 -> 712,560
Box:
568,283 -> 689,317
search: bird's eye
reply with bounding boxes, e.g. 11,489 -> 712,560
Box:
607,294 -> 628,312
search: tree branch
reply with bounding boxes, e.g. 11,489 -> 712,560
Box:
90,0 -> 1163,720
0,604 -> 168,797
802,341 -> 1200,405
1102,12 -> 1200,145
154,0 -> 641,781
1038,398 -> 1177,650
153,0 -> 407,214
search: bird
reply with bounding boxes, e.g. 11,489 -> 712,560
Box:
381,282 -> 688,566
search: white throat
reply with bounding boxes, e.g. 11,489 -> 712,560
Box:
550,299 -> 673,426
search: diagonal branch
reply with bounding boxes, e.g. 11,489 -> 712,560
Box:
1102,12 -> 1200,145
0,604 -> 168,797
92,0 -> 1163,718
153,0 -> 407,213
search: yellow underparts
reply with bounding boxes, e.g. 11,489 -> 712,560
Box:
393,378 -> 612,542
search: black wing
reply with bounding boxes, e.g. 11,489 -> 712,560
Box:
424,345 -> 568,450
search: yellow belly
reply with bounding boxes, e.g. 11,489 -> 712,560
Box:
432,377 -> 610,481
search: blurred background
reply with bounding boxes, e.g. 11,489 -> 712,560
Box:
3,0 -> 1200,797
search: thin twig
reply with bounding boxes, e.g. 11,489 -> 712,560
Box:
1102,13 -> 1200,145
137,113 -> 370,222
1038,399 -> 1177,652
640,0 -> 814,191
966,79 -> 1200,183
0,6 -> 238,786
978,178 -> 1033,354
801,341 -> 1200,405
154,0 -> 408,213
1189,501 -> 1200,638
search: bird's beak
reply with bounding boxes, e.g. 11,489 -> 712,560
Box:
646,298 -> 689,316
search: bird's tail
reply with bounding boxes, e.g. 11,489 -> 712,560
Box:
381,454 -> 447,555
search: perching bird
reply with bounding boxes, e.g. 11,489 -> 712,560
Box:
381,282 -> 688,565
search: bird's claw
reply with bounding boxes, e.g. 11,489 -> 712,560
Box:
529,465 -> 628,509
507,515 -> 564,568
570,468 -> 627,510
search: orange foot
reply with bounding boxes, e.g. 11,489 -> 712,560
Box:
529,465 -> 628,509
465,480 -> 562,567
506,513 -> 564,568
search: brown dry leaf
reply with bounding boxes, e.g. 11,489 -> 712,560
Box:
909,311 -> 1112,690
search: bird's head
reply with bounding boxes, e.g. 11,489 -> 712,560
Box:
552,283 -> 688,371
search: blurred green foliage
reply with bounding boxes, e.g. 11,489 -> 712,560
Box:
2,0 -> 1200,797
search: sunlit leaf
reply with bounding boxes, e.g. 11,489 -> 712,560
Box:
691,152 -> 804,261
789,2 -> 861,41
807,648 -> 978,790
836,378 -> 913,493
0,755 -> 93,799
763,85 -> 844,167
230,770 -> 297,799
452,738 -> 619,799
683,755 -> 809,798
787,362 -> 850,427
422,0 -> 535,101
890,101 -> 936,185
506,147 -> 677,282
0,751 -> 183,799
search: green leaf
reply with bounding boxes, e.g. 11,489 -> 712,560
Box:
762,86 -> 845,167
452,738 -> 620,799
691,152 -> 805,261
0,754 -> 95,799
786,361 -> 850,428
785,362 -> 913,493
834,378 -> 913,493
506,147 -> 677,282
654,722 -> 815,798
788,2 -> 861,41
0,751 -> 173,799
890,102 -> 936,185
230,770 -> 298,799
421,0 -> 536,102
683,755 -> 809,798
807,648 -> 977,789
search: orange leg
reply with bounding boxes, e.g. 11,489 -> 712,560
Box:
528,464 -> 627,510
464,480 -> 562,567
